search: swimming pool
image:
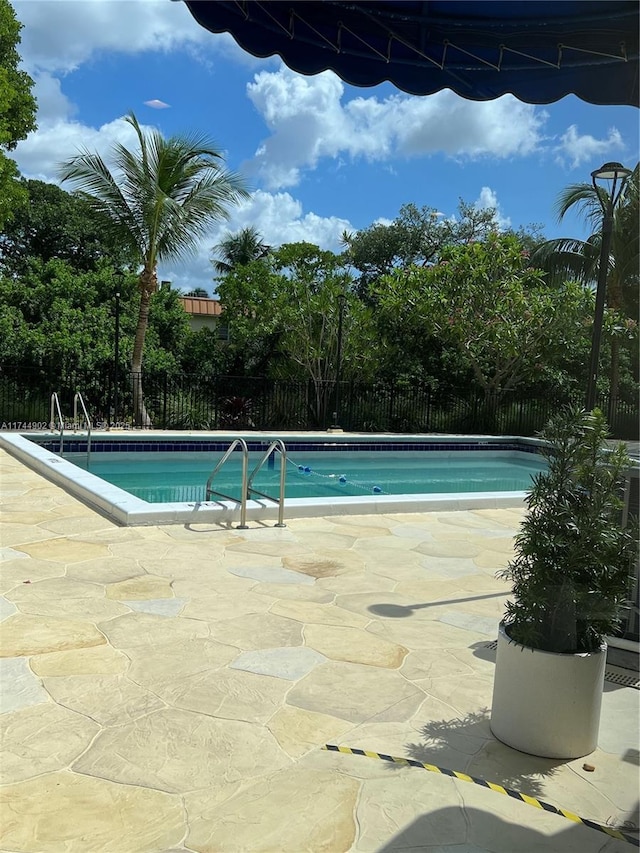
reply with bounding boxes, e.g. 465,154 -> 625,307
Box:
0,431 -> 545,526
81,449 -> 545,502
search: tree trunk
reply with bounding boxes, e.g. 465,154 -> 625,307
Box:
131,267 -> 157,428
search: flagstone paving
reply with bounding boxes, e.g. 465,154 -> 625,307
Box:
0,446 -> 638,853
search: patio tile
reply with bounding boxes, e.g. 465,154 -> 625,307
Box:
30,644 -> 128,676
226,539 -> 311,557
0,771 -> 185,853
230,646 -> 327,679
99,611 -> 209,649
250,581 -> 335,602
123,598 -> 188,616
0,657 -> 49,713
105,575 -> 172,601
0,557 -> 66,593
266,705 -> 353,759
73,708 -> 290,793
354,771 -> 469,851
37,516 -> 115,535
304,623 -> 408,668
18,537 -> 110,563
438,611 -> 499,636
0,546 -> 30,563
414,539 -> 486,558
368,617 -> 492,651
44,674 -> 166,726
271,598 -> 371,628
65,556 -> 145,584
287,660 -> 424,723
289,530 -> 359,551
185,765 -> 359,853
0,595 -> 17,621
157,667 -> 291,724
178,589 -> 275,621
401,649 -> 490,683
125,637 -> 237,689
226,563 -> 316,585
207,611 -> 303,650
9,595 -> 130,621
5,577 -> 104,602
1,702 -> 99,783
0,615 -> 106,657
281,552 -> 360,577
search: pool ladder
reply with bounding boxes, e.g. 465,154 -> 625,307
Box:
49,391 -> 92,466
205,439 -> 287,528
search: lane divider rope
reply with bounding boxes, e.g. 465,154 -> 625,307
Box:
322,744 -> 638,848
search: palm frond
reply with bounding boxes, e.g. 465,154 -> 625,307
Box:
58,111 -> 250,271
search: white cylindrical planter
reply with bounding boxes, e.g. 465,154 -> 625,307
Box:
490,622 -> 607,759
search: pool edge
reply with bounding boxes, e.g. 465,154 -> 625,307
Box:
1,431 -> 531,526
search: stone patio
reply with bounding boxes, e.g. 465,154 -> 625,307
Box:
1,446 -> 638,852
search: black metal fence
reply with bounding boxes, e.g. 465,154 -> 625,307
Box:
1,364 -> 638,438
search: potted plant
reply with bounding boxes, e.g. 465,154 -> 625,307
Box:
490,407 -> 636,759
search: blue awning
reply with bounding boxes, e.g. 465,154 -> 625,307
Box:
183,1 -> 639,107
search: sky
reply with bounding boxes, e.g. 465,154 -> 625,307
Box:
10,0 -> 640,296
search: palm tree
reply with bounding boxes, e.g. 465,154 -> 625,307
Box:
212,226 -> 269,276
58,112 -> 248,426
531,164 -> 638,417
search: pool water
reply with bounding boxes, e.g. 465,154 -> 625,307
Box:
80,450 -> 546,503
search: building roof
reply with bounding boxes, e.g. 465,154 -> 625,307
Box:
179,297 -> 223,317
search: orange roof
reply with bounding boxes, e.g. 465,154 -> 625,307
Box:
179,297 -> 223,317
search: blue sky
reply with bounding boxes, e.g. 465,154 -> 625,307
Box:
11,0 -> 639,295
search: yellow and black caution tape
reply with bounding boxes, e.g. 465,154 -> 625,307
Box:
323,744 -> 638,848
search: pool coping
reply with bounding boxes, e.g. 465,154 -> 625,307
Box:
0,431 -> 543,526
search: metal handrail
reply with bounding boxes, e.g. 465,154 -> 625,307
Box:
247,440 -> 287,528
49,392 -> 64,455
205,438 -> 249,529
73,392 -> 92,467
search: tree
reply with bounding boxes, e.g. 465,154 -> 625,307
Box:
219,242 -> 374,425
0,0 -> 37,230
531,164 -> 639,412
341,201 -> 497,302
212,226 -> 270,277
0,179 -> 135,276
182,287 -> 209,298
0,259 -> 194,392
58,112 -> 248,426
374,234 -> 594,410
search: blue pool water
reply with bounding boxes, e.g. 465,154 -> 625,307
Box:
80,450 -> 546,503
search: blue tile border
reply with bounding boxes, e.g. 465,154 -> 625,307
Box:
35,437 -> 543,456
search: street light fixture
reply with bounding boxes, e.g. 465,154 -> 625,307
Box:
585,161 -> 631,413
113,270 -> 125,427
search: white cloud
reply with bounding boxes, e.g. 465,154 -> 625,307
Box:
246,67 -> 547,189
13,0 -> 225,75
555,124 -> 624,169
473,186 -> 511,230
13,115 -> 145,184
144,99 -> 170,110
128,190 -> 354,296
220,190 -> 352,252
30,71 -> 76,124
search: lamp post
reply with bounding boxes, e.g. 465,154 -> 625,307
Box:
585,161 -> 631,413
113,271 -> 124,427
331,293 -> 347,429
